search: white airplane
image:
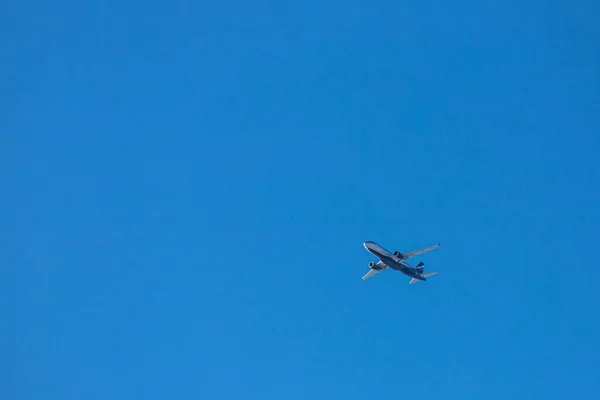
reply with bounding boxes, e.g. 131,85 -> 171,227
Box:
362,241 -> 440,284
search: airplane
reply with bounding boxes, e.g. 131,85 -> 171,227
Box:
362,241 -> 440,284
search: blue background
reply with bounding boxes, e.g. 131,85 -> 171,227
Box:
3,0 -> 599,398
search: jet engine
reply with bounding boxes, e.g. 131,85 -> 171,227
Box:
369,261 -> 383,271
393,251 -> 404,258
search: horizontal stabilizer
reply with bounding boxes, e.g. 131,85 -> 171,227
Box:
409,271 -> 438,284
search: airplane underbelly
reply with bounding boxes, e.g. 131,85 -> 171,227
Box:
381,257 -> 420,277
406,270 -> 420,278
381,257 -> 405,272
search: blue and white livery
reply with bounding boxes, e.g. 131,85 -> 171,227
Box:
362,241 -> 440,284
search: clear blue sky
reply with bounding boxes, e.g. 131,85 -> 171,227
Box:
3,0 -> 599,399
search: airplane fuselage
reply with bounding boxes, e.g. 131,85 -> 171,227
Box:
363,241 -> 427,281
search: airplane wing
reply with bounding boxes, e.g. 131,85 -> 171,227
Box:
362,269 -> 380,280
409,278 -> 420,284
401,242 -> 440,259
362,261 -> 387,280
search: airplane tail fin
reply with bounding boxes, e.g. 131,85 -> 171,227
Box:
415,262 -> 424,273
